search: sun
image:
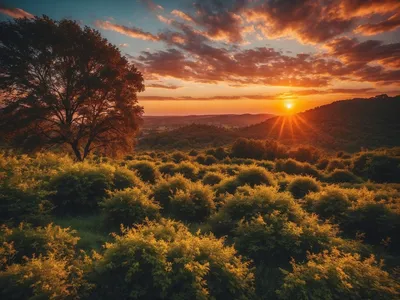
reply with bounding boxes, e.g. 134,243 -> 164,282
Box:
285,102 -> 293,110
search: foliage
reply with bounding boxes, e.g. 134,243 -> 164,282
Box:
287,176 -> 321,199
277,249 -> 400,300
50,163 -> 114,214
0,16 -> 144,160
0,255 -> 90,300
326,169 -> 363,183
128,161 -> 160,183
174,161 -> 199,180
202,172 -> 224,185
152,174 -> 191,209
169,182 -> 216,222
236,166 -> 276,187
101,188 -> 160,228
113,167 -> 144,190
275,159 -> 320,177
89,219 -> 255,299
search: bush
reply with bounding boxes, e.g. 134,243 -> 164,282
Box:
188,149 -> 198,156
288,146 -> 320,163
215,177 -> 240,195
287,176 -> 321,199
202,172 -> 224,185
152,174 -> 191,209
204,155 -> 218,165
327,169 -> 363,183
0,255 -> 89,299
158,162 -> 176,176
169,182 -> 215,222
0,223 -> 79,267
277,249 -> 400,300
305,187 -> 352,221
128,161 -> 160,183
89,219 -> 255,299
101,188 -> 160,228
171,151 -> 188,163
195,154 -> 206,164
50,164 -> 114,214
231,138 -> 265,159
174,162 -> 199,180
326,159 -> 346,172
214,147 -> 228,160
275,159 -> 320,177
352,152 -> 400,183
113,167 -> 144,190
209,186 -> 305,237
0,183 -> 53,225
236,166 -> 276,187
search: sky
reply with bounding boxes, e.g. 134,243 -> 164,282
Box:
1,0 -> 400,115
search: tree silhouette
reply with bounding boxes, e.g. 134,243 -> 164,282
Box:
0,16 -> 144,160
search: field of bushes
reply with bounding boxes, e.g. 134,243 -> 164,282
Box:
1,138 -> 400,299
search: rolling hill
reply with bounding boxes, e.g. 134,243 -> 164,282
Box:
138,95 -> 400,151
239,94 -> 400,151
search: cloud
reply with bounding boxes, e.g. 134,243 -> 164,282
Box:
140,0 -> 163,11
119,43 -> 129,47
147,83 -> 183,89
139,94 -> 277,101
243,0 -> 400,44
95,20 -> 160,41
355,12 -> 400,35
0,5 -> 34,19
171,10 -> 193,23
325,37 -> 400,68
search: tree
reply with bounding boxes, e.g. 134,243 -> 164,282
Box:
0,16 -> 144,160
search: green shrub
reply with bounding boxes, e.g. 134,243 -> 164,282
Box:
326,159 -> 346,172
169,182 -> 216,222
101,188 -> 160,228
305,187 -> 352,221
174,162 -> 199,180
316,158 -> 329,170
231,138 -> 265,159
0,223 -> 79,268
202,172 -> 224,185
195,154 -> 206,164
204,155 -> 218,165
215,177 -> 240,195
0,183 -> 53,225
352,152 -> 400,183
277,249 -> 400,300
50,164 -> 114,214
0,255 -> 89,299
209,186 -> 305,237
158,162 -> 176,176
113,167 -> 144,190
275,159 -> 320,177
327,169 -> 363,183
214,147 -> 228,160
288,146 -> 320,163
152,174 -> 191,209
171,151 -> 188,163
188,149 -> 198,156
89,219 -> 255,299
128,161 -> 160,183
236,166 -> 276,187
287,176 -> 321,199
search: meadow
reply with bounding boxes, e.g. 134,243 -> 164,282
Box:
1,139 -> 399,299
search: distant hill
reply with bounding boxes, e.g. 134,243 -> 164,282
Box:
142,114 -> 274,131
138,124 -> 238,150
138,95 -> 400,151
239,94 -> 400,151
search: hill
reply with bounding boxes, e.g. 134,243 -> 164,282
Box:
239,94 -> 400,151
138,124 -> 239,149
142,114 -> 274,131
138,95 -> 400,151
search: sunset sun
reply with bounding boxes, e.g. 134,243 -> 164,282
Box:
285,102 -> 293,110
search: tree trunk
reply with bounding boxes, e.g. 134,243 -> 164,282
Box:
71,143 -> 83,161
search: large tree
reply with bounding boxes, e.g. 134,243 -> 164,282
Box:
0,16 -> 144,160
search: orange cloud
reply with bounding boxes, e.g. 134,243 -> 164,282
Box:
355,13 -> 400,36
0,5 -> 34,19
95,20 -> 160,41
171,10 -> 193,22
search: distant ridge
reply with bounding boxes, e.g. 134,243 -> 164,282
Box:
239,94 -> 400,151
138,95 -> 400,151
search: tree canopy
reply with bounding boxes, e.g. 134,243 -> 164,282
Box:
0,16 -> 144,160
